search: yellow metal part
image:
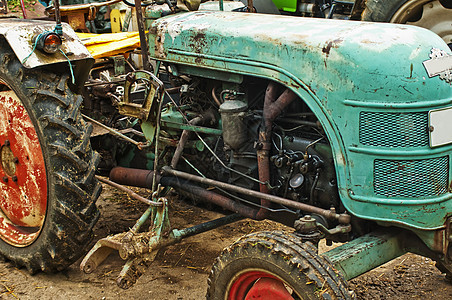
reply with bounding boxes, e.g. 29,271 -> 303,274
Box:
110,9 -> 124,33
77,32 -> 140,59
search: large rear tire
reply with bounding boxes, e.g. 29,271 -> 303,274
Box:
0,39 -> 101,273
207,231 -> 354,299
362,0 -> 452,48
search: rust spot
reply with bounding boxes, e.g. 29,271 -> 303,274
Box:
255,34 -> 283,46
291,34 -> 310,44
149,26 -> 157,35
361,39 -> 376,44
322,41 -> 333,56
322,38 -> 343,57
188,30 -> 209,64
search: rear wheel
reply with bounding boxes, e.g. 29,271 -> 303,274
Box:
362,0 -> 452,48
0,40 -> 101,272
207,231 -> 354,299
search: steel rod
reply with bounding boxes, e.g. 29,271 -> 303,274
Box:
96,175 -> 162,206
176,213 -> 244,238
20,0 -> 27,19
82,114 -> 143,147
162,167 -> 350,224
84,79 -> 126,87
134,0 -> 151,71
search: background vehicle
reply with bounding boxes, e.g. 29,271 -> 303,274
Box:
1,0 -> 452,298
272,0 -> 452,48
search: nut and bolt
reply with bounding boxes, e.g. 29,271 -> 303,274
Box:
13,157 -> 19,164
2,176 -> 8,183
4,140 -> 10,146
12,176 -> 17,182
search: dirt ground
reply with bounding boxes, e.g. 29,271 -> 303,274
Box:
1,183 -> 452,299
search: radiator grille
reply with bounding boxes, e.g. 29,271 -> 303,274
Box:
360,112 -> 428,147
374,156 -> 449,198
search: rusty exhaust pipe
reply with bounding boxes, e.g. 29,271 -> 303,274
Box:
160,177 -> 260,219
255,82 -> 298,219
110,167 -> 157,187
109,167 -> 260,219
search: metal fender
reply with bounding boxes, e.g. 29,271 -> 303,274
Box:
0,19 -> 93,89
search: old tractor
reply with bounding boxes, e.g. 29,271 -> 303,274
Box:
1,0 -> 452,298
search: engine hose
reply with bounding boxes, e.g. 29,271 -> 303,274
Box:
309,170 -> 320,205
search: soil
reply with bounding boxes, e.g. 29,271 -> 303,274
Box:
1,183 -> 452,299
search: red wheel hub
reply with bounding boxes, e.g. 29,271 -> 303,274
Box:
0,87 -> 47,246
229,270 -> 295,300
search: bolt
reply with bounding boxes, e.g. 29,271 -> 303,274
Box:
12,176 -> 17,182
13,157 -> 19,164
2,176 -> 8,183
4,140 -> 9,146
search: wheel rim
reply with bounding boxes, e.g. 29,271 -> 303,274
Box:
390,0 -> 452,48
228,270 -> 298,300
0,81 -> 48,246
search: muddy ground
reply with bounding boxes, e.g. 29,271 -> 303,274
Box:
1,183 -> 452,299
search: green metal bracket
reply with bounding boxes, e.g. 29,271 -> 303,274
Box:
113,55 -> 126,76
161,120 -> 223,135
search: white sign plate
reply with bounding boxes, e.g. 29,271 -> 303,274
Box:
429,106 -> 452,147
423,48 -> 452,83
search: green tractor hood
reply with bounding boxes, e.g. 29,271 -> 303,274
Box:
148,11 -> 452,232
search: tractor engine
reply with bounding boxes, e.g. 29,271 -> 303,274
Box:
157,77 -> 340,221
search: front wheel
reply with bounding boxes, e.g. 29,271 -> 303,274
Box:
362,0 -> 452,48
207,231 -> 354,299
0,39 -> 101,272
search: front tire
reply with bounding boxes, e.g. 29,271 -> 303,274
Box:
207,231 -> 354,299
0,39 -> 101,272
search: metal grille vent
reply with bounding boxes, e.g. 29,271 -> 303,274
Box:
360,112 -> 428,147
374,156 -> 449,198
